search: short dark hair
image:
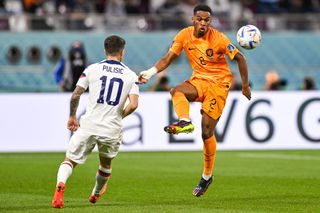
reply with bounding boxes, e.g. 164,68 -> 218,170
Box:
104,35 -> 126,56
193,4 -> 212,15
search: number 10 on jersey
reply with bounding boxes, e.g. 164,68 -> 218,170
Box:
97,76 -> 123,106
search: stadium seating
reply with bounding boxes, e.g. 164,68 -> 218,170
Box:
0,31 -> 319,92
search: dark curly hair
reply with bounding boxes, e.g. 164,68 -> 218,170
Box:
193,4 -> 212,15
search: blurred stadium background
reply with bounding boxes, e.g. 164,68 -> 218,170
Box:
0,0 -> 319,92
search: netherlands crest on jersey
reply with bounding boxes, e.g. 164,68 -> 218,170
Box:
206,48 -> 213,57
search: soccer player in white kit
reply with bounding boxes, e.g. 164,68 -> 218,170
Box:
52,35 -> 139,208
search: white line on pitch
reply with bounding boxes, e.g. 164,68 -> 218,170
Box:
237,153 -> 320,160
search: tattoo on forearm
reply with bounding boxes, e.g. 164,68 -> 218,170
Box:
70,87 -> 85,116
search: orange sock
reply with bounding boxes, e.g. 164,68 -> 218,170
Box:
172,91 -> 190,120
203,136 -> 217,177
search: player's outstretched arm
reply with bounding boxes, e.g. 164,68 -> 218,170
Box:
138,51 -> 177,84
67,86 -> 85,131
234,52 -> 251,100
122,94 -> 139,118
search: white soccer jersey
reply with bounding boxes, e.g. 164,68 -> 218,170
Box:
76,59 -> 139,138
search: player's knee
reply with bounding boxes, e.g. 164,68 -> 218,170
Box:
202,131 -> 213,140
64,158 -> 78,168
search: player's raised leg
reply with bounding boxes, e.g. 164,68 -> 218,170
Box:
52,159 -> 76,208
164,82 -> 197,134
89,156 -> 113,204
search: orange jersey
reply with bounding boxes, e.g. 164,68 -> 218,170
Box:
170,26 -> 238,87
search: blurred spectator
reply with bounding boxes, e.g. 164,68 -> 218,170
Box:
205,0 -> 230,14
54,41 -> 87,92
124,0 -> 150,14
301,76 -> 316,90
106,0 -> 125,16
264,70 -> 278,90
179,0 -> 199,25
0,0 -> 10,30
156,0 -> 199,28
139,0 -> 150,14
287,0 -> 313,13
155,0 -> 185,29
55,0 -> 75,14
156,0 -> 181,16
73,0 -> 92,13
125,0 -> 140,14
22,0 -> 45,14
264,69 -> 287,90
240,0 -> 257,13
236,0 -> 257,29
149,75 -> 171,91
257,0 -> 282,13
203,0 -> 231,30
94,0 -> 107,13
103,0 -> 127,30
311,0 -> 320,12
0,0 -> 6,13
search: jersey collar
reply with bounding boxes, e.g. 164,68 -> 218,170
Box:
100,60 -> 124,67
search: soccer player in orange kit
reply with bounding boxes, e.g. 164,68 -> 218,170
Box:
139,4 -> 251,197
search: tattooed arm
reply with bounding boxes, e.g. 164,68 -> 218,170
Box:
67,86 -> 85,132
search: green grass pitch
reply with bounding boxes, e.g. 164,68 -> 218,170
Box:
0,150 -> 319,213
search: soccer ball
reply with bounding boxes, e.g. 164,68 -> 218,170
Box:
236,25 -> 261,50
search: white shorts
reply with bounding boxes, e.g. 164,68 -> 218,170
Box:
66,128 -> 121,164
